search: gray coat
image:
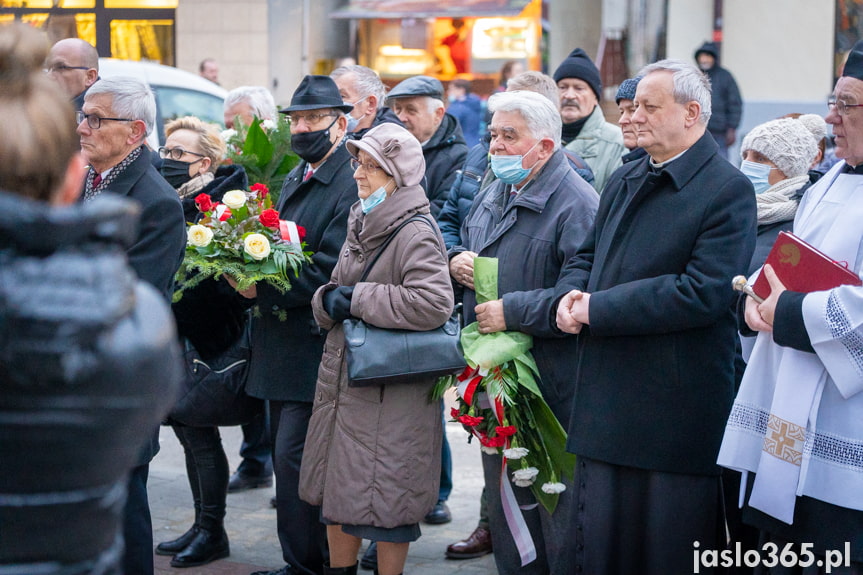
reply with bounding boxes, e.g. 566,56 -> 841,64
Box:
299,184 -> 454,528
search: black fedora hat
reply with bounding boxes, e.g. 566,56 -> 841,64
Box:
279,75 -> 354,114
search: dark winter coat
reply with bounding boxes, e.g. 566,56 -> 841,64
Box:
451,149 -> 599,426
551,132 -> 756,475
172,164 -> 250,359
99,146 -> 187,302
423,112 -> 468,218
0,191 -> 181,572
448,94 -> 483,148
438,141 -> 490,248
299,184 -> 453,527
695,42 -> 743,135
245,143 -> 357,403
97,146 -> 185,464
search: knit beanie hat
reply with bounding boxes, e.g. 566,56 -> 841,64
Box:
615,76 -> 641,104
553,48 -> 602,100
346,123 -> 425,187
795,113 -> 827,145
740,118 -> 818,179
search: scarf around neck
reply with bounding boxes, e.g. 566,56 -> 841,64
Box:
756,174 -> 808,226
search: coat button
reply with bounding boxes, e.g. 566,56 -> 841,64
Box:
271,305 -> 279,311
336,348 -> 342,357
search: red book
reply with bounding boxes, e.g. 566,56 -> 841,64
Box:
752,231 -> 862,300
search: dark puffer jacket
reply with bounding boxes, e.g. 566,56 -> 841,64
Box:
695,42 -> 743,135
0,190 -> 182,573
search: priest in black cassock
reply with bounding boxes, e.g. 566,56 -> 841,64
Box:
547,59 -> 756,574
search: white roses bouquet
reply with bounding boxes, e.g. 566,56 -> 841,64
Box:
174,183 -> 312,300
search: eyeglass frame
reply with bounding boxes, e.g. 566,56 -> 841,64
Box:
350,158 -> 386,173
44,64 -> 90,74
827,98 -> 863,116
158,146 -> 207,161
286,111 -> 338,126
76,111 -> 135,130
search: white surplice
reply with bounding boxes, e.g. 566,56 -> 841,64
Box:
718,160 -> 863,523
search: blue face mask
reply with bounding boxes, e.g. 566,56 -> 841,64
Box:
489,141 -> 541,185
361,184 -> 388,213
345,96 -> 368,133
740,159 -> 773,194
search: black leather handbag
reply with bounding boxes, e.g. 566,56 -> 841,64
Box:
169,316 -> 263,426
343,215 -> 466,387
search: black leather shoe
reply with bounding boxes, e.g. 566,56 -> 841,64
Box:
250,567 -> 297,575
228,470 -> 273,493
169,526 -> 229,568
155,525 -> 198,556
359,541 -> 377,571
423,500 -> 452,524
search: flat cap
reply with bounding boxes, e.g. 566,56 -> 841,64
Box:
386,75 -> 444,102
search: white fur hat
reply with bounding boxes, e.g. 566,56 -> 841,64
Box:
740,118 -> 818,179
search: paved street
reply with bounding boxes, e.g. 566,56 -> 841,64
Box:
149,395 -> 499,575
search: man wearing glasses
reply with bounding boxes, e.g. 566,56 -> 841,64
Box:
45,38 -> 99,110
77,75 -> 186,575
235,75 -> 358,575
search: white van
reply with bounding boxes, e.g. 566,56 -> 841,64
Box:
97,58 -> 227,149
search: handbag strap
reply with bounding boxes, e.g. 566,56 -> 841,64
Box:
358,215 -> 433,283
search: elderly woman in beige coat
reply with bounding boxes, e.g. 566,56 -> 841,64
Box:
299,123 -> 454,575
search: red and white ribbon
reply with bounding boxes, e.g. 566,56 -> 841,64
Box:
279,219 -> 302,249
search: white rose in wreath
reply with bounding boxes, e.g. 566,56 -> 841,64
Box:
187,224 -> 213,247
222,190 -> 247,210
244,233 -> 271,260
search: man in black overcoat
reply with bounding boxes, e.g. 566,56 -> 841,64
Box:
78,75 -> 186,575
550,60 -> 756,574
236,76 -> 358,575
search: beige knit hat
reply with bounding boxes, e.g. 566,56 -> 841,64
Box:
346,123 -> 425,188
740,118 -> 818,178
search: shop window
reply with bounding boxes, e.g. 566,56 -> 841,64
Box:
1,0 -> 94,6
110,18 -> 172,64
104,0 -> 177,7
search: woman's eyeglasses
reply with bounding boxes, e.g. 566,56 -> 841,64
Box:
350,158 -> 384,173
158,146 -> 207,161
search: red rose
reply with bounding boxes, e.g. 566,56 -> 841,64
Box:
195,193 -> 213,213
450,407 -> 460,420
259,208 -> 280,229
218,206 -> 232,221
250,183 -> 269,198
297,225 -> 306,241
495,425 -> 517,437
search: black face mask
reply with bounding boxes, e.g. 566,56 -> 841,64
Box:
160,158 -> 195,189
291,117 -> 339,164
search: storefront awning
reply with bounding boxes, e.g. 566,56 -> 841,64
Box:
330,0 -> 531,19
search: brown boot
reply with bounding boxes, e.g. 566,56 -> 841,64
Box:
445,526 -> 493,559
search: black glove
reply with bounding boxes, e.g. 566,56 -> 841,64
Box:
323,286 -> 355,322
